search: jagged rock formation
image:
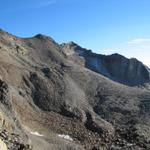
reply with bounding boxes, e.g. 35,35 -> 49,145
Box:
0,29 -> 149,150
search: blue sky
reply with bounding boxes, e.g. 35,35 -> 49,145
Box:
0,0 -> 150,66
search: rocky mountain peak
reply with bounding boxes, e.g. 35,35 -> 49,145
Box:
34,34 -> 48,39
62,43 -> 150,86
33,34 -> 56,44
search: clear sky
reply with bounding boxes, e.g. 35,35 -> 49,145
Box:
0,0 -> 150,66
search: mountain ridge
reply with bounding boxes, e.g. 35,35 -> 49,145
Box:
0,29 -> 150,150
61,42 -> 150,86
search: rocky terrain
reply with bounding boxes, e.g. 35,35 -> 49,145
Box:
0,28 -> 149,150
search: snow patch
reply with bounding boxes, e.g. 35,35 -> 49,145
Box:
87,56 -> 110,76
30,132 -> 44,137
127,143 -> 135,147
58,134 -> 73,141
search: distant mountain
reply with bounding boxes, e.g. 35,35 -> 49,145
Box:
0,29 -> 150,150
61,42 -> 150,86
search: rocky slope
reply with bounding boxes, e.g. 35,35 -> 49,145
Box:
0,29 -> 149,150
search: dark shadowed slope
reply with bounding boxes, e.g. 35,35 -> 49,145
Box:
61,42 -> 150,86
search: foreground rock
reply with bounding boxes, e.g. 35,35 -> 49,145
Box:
0,130 -> 31,150
0,138 -> 7,150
